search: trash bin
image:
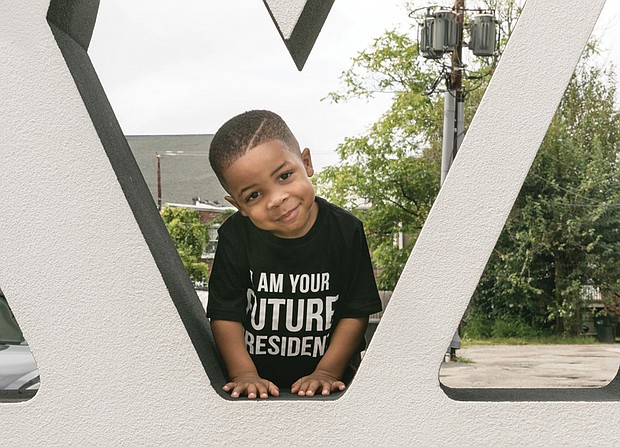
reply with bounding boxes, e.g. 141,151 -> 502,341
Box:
594,316 -> 617,343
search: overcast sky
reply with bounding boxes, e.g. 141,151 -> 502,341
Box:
88,0 -> 620,172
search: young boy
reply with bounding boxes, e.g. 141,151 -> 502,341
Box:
207,110 -> 381,399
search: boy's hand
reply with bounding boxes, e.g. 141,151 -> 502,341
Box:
290,317 -> 368,397
223,373 -> 280,399
211,320 -> 279,399
291,369 -> 346,397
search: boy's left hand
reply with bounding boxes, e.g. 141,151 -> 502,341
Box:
291,369 -> 346,397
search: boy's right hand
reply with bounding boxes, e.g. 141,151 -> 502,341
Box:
223,373 -> 280,399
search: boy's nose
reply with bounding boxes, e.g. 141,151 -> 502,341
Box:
268,190 -> 288,208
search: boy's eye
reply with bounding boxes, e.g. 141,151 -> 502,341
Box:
246,191 -> 260,202
279,172 -> 292,181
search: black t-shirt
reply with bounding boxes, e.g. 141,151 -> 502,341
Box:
207,197 -> 382,387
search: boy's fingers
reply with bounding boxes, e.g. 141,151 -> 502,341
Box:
321,382 -> 332,396
291,380 -> 301,394
320,380 -> 344,396
222,378 -> 280,399
296,380 -> 309,396
255,382 -> 270,399
233,382 -> 255,398
268,382 -> 280,397
332,381 -> 346,392
231,383 -> 248,398
300,379 -> 320,396
224,377 -> 279,399
292,375 -> 345,396
246,384 -> 258,399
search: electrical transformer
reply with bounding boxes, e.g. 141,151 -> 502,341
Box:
469,13 -> 496,57
420,9 -> 457,59
433,9 -> 458,54
420,15 -> 436,58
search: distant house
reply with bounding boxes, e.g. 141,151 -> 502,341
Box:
126,134 -> 228,206
127,135 -> 236,279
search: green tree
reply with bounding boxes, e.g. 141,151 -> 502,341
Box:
317,1 -> 516,289
316,30 -> 440,290
161,206 -> 208,281
318,1 -> 620,335
471,45 -> 620,333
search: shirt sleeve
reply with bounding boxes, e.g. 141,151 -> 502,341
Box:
336,221 -> 383,319
206,221 -> 249,322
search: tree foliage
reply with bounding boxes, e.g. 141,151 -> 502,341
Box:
472,46 -> 620,333
317,1 -> 513,289
318,1 -> 620,334
161,206 -> 208,281
317,30 -> 439,290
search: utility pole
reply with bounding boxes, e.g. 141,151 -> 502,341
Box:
156,152 -> 162,211
446,0 -> 465,360
452,0 -> 465,162
441,0 -> 465,185
418,0 -> 497,360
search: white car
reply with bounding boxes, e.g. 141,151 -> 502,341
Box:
196,289 -> 208,311
0,291 -> 39,396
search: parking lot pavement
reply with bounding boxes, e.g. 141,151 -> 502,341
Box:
439,344 -> 620,388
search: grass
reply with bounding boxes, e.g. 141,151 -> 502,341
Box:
462,335 -> 600,346
452,355 -> 475,364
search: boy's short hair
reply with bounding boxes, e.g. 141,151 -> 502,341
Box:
209,110 -> 301,187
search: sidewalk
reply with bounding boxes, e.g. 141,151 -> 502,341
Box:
439,344 -> 620,388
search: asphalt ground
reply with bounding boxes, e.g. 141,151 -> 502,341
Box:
439,344 -> 620,388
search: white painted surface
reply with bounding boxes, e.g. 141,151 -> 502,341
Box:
263,0 -> 306,38
0,0 -> 615,446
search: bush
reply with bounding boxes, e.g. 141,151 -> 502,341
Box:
462,312 -> 492,339
463,313 -> 539,340
490,316 -> 538,339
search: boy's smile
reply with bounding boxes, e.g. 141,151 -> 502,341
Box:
223,140 -> 318,239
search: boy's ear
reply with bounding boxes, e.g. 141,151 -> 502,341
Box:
225,195 -> 247,216
300,148 -> 314,177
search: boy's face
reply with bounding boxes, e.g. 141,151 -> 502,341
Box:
223,139 -> 318,239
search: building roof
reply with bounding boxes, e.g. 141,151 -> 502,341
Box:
126,134 -> 229,206
166,202 -> 236,213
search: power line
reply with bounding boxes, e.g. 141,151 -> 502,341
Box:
529,173 -> 606,205
551,202 -> 620,208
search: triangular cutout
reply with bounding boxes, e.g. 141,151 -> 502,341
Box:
311,0 -> 614,403
262,0 -> 335,70
46,0 -> 341,403
0,289 -> 39,402
438,2 -> 620,398
263,0 -> 307,39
